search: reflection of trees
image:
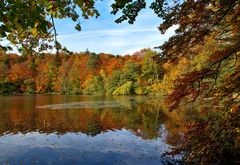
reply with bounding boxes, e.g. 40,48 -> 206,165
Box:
0,96 -> 197,144
162,104 -> 200,146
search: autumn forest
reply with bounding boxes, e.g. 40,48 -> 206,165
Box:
0,0 -> 239,165
0,49 -> 165,95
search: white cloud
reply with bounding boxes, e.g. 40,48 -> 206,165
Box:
58,25 -> 177,55
2,0 -> 177,56
57,1 -> 177,55
58,28 -> 158,39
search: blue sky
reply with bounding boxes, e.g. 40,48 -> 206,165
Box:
56,1 -> 176,55
1,1 -> 176,55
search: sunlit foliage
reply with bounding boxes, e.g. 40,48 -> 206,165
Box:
0,49 -> 163,95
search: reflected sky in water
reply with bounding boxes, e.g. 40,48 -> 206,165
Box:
0,95 -> 187,165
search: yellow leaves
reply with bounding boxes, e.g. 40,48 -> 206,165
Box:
112,81 -> 133,95
135,87 -> 144,95
99,69 -> 106,79
206,4 -> 219,12
179,57 -> 189,65
232,93 -> 240,100
82,73 -> 93,88
31,22 -> 39,37
236,127 -> 240,133
230,105 -> 239,113
162,61 -> 172,70
188,12 -> 196,19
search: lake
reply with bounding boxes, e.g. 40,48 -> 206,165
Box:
0,95 -> 190,165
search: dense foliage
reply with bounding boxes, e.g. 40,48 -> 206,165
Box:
112,0 -> 240,164
0,0 -> 239,164
0,49 -> 164,95
0,0 -> 100,54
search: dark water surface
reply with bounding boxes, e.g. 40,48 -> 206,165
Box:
0,95 -> 187,165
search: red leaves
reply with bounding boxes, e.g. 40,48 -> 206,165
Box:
209,48 -> 232,63
165,69 -> 211,110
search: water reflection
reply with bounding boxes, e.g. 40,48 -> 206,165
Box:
0,95 -> 189,164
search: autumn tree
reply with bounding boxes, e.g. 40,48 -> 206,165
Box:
83,75 -> 104,95
0,0 -> 100,54
112,0 -> 240,164
120,62 -> 140,84
105,70 -> 122,95
86,52 -> 99,72
141,49 -> 163,84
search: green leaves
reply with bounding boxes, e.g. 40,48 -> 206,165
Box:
0,0 -> 101,54
113,81 -> 133,95
113,0 -> 146,24
75,23 -> 81,31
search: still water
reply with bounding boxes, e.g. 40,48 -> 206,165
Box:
0,95 -> 189,165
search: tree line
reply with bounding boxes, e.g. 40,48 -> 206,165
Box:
0,49 -> 164,95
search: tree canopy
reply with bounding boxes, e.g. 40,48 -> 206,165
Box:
0,0 -> 240,164
0,0 -> 100,54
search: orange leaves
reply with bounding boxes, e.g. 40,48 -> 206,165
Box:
8,60 -> 32,81
0,49 -> 162,95
162,61 -> 172,70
